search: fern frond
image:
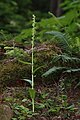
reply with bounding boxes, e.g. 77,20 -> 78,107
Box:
46,31 -> 71,52
65,68 -> 80,73
42,66 -> 66,77
52,54 -> 80,64
42,66 -> 80,78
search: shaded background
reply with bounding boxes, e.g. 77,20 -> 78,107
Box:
0,0 -> 64,33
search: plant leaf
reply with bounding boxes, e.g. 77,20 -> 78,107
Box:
42,66 -> 66,77
22,79 -> 32,85
52,54 -> 80,64
46,31 -> 70,50
29,88 -> 36,99
65,68 -> 80,73
18,59 -> 31,65
34,65 -> 45,74
4,46 -> 14,50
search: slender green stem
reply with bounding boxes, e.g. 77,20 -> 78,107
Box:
32,98 -> 34,112
32,40 -> 34,90
31,14 -> 35,112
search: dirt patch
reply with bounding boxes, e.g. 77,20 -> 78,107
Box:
0,104 -> 13,120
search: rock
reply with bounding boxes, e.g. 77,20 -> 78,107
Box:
0,104 -> 13,120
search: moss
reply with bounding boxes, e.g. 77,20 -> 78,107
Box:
0,43 -> 59,92
0,61 -> 31,92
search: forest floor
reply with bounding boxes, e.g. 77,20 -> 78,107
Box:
0,82 -> 80,120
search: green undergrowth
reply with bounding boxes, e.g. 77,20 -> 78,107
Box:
0,42 -> 60,92
2,86 -> 80,120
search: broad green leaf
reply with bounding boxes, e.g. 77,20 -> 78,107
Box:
29,88 -> 36,99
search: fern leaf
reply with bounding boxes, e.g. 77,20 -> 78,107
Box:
65,68 -> 80,73
42,66 -> 66,77
46,31 -> 72,53
52,54 -> 80,64
46,31 -> 70,48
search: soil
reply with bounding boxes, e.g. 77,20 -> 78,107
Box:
0,84 -> 80,120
